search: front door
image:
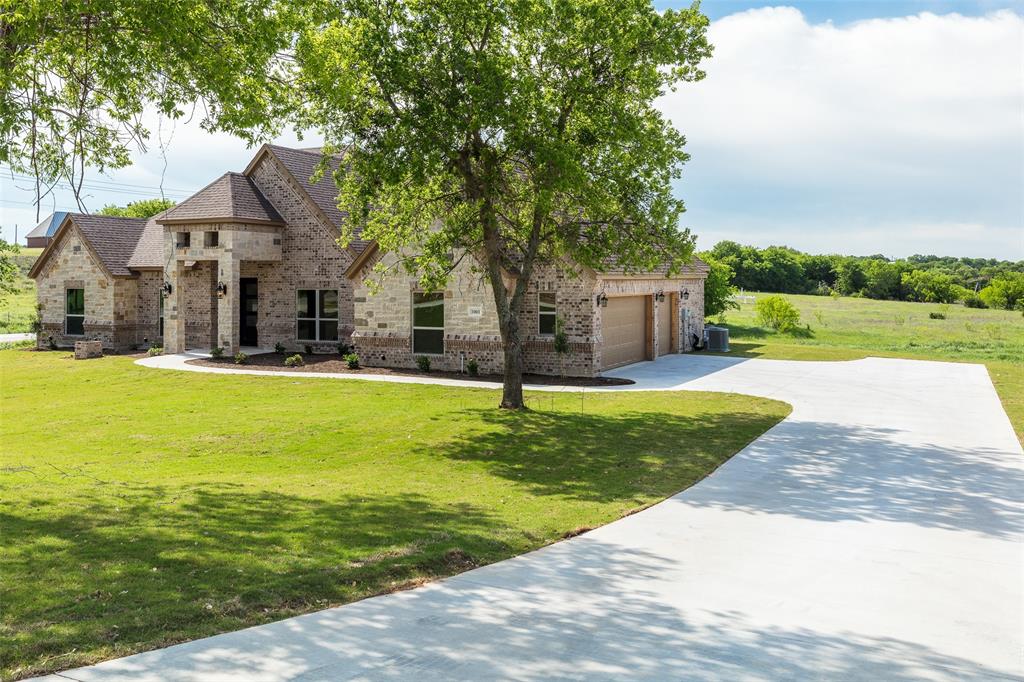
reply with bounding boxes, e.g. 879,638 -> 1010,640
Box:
240,278 -> 258,346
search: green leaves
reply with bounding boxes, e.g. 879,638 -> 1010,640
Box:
295,0 -> 710,281
1,0 -> 297,213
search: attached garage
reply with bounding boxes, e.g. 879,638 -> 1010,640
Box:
601,296 -> 649,370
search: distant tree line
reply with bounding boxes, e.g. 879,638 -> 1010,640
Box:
705,241 -> 1024,311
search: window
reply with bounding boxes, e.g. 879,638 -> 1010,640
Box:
65,288 -> 84,335
539,292 -> 556,335
296,289 -> 338,341
176,232 -> 191,248
204,231 -> 219,247
158,294 -> 164,337
412,292 -> 444,354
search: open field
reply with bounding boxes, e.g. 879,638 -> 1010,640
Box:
0,249 -> 39,334
0,350 -> 789,680
713,293 -> 1023,441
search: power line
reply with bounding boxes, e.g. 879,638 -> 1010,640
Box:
0,167 -> 199,197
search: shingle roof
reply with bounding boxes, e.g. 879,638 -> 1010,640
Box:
127,215 -> 165,269
67,214 -> 148,276
157,172 -> 283,225
265,145 -> 370,252
25,211 -> 69,239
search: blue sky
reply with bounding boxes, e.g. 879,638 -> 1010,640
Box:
2,1 -> 1022,259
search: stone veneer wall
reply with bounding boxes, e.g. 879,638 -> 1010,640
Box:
352,255 -> 602,377
245,155 -> 355,352
134,271 -> 164,347
352,251 -> 708,377
34,225 -> 119,349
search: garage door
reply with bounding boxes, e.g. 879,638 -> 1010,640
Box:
602,296 -> 647,370
658,300 -> 672,356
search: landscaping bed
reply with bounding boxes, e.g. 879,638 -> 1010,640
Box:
186,351 -> 635,386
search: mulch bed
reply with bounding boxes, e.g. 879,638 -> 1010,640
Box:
186,352 -> 634,386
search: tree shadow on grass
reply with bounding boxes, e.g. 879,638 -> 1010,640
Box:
47,533 -> 1020,681
417,406 -> 786,504
1,485 -> 511,679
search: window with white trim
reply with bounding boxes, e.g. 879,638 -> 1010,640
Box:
412,292 -> 444,354
296,289 -> 339,341
539,292 -> 556,335
66,288 -> 84,335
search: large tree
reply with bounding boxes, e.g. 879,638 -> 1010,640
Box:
294,0 -> 712,408
0,0 -> 295,216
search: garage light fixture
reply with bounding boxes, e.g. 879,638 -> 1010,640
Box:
596,293 -> 608,307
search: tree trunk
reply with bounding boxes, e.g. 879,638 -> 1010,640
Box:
499,316 -> 525,409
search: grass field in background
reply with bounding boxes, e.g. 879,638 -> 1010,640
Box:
713,293 -> 1024,441
0,350 -> 789,679
1,249 -> 39,334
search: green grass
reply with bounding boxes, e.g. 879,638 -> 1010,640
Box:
712,293 -> 1024,441
0,249 -> 39,334
0,350 -> 789,680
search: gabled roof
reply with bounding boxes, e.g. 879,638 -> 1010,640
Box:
29,214 -> 148,279
248,145 -> 370,254
156,172 -> 284,226
25,211 -> 69,240
127,215 -> 165,269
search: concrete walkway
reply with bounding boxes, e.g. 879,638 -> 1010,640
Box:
42,355 -> 1023,681
0,332 -> 34,343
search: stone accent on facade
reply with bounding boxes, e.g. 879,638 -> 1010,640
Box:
350,254 -> 703,377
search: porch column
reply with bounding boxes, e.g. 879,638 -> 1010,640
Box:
216,255 -> 240,353
165,261 -> 187,353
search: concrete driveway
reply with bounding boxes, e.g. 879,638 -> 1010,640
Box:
39,355 -> 1023,681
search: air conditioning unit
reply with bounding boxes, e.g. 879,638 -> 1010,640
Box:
705,325 -> 730,352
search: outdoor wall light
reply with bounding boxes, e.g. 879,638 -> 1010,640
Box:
162,282 -> 173,296
596,293 -> 608,308
655,291 -> 666,303
681,288 -> 690,301
216,281 -> 227,298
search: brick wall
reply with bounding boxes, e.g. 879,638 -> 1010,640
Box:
352,251 -> 708,377
34,226 -> 119,349
246,155 -> 355,352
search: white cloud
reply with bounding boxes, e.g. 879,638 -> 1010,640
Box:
661,7 -> 1024,258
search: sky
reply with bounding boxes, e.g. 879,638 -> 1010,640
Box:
1,1 -> 1022,259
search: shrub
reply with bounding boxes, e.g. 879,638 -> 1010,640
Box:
962,293 -> 987,309
284,354 -> 304,367
979,272 -> 1024,311
466,358 -> 479,376
416,355 -> 432,372
274,342 -> 286,354
147,346 -> 163,357
336,342 -> 351,355
304,344 -> 313,355
344,353 -> 360,369
233,351 -> 248,365
210,347 -> 225,359
929,312 -> 945,320
755,295 -> 801,332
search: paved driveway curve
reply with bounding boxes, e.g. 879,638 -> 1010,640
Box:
41,356 -> 1023,681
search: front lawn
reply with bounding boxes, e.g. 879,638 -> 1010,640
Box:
0,350 -> 789,680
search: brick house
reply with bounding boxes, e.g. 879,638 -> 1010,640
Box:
29,145 -> 707,376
